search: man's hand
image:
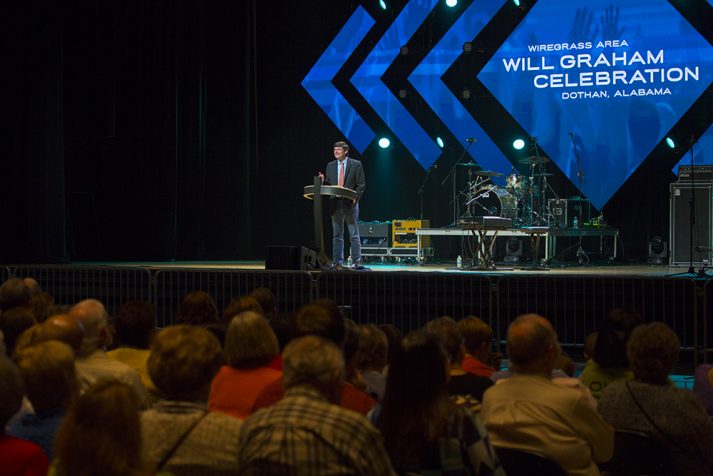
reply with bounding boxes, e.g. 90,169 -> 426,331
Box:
318,172 -> 325,183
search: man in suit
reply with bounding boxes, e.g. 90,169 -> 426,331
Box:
319,141 -> 365,268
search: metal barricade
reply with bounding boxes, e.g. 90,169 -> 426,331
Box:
704,280 -> 712,363
153,269 -> 314,328
317,271 -> 494,335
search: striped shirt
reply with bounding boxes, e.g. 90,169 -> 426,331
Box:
238,386 -> 396,475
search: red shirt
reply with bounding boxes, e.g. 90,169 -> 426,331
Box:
209,365 -> 282,419
462,355 -> 494,378
252,380 -> 376,415
0,435 -> 48,476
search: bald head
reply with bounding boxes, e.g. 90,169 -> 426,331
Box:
507,314 -> 559,375
38,314 -> 85,355
70,299 -> 109,356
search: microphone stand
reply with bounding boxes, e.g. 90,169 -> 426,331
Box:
418,164 -> 437,220
569,133 -> 589,265
441,140 -> 474,227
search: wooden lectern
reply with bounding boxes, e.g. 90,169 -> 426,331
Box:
303,177 -> 358,268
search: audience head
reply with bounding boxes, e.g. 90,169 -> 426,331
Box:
23,278 -> 41,297
507,314 -> 560,375
293,299 -> 345,346
378,323 -> 403,366
594,308 -> 642,369
0,277 -> 32,312
0,330 -> 5,357
0,357 -> 23,433
458,315 -> 494,361
30,292 -> 54,323
70,299 -> 111,357
15,341 -> 77,414
627,322 -> 679,385
269,314 -> 293,352
13,324 -> 42,356
357,324 -> 388,372
114,301 -> 156,349
37,314 -> 85,355
424,316 -> 464,366
223,296 -> 264,322
225,311 -> 279,368
54,380 -> 144,476
249,287 -> 278,319
583,331 -> 598,361
176,291 -> 219,326
148,325 -> 223,401
0,305 -> 37,357
282,335 -> 344,403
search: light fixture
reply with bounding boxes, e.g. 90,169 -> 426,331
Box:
665,137 -> 676,149
513,0 -> 521,6
379,0 -> 387,10
378,137 -> 391,149
436,137 -> 445,148
513,139 -> 526,150
446,0 -> 458,7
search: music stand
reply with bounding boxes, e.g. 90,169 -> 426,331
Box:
303,178 -> 358,268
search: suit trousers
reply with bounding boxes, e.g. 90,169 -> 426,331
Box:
331,199 -> 361,265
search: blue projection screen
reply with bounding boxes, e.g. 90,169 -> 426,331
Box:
478,0 -> 713,209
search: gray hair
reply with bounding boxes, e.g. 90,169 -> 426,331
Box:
283,336 -> 344,389
70,299 -> 108,356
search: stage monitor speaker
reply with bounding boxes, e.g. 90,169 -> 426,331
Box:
669,183 -> 712,266
265,246 -> 317,271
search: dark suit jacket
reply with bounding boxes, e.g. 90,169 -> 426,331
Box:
325,157 -> 366,202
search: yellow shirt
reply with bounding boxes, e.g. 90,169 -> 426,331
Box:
107,347 -> 158,403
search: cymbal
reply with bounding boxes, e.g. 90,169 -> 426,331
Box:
473,170 -> 503,177
519,156 -> 550,165
457,162 -> 481,167
568,196 -> 590,202
532,172 -> 554,177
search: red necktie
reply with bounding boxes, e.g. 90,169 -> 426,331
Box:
338,161 -> 345,187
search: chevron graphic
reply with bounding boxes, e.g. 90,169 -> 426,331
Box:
409,0 -> 510,178
301,7 -> 376,153
351,0 -> 442,170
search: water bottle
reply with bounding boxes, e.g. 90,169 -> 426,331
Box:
456,255 -> 463,269
346,255 -> 353,267
572,217 -> 578,229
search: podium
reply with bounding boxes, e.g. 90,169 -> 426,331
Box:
303,177 -> 358,267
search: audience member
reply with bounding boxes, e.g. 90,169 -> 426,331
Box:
265,313 -> 293,370
458,316 -> 497,377
580,308 -> 640,399
0,356 -> 48,476
0,277 -> 32,312
176,291 -> 220,326
29,292 -> 54,323
482,314 -> 613,476
599,323 -> 713,475
248,287 -> 278,319
375,331 -> 504,475
0,329 -> 5,357
426,316 -> 493,405
357,324 -> 388,401
223,296 -> 264,322
209,311 -> 281,419
0,305 -> 37,357
53,379 -> 148,476
36,314 -> 85,355
8,341 -> 77,459
142,325 -> 241,475
70,299 -> 149,408
12,324 -> 42,356
107,301 -> 158,401
583,331 -> 597,362
340,319 -> 378,413
22,278 -> 41,297
692,363 -> 713,416
377,323 -> 402,367
238,336 -> 395,475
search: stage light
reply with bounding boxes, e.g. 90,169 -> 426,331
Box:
665,137 -> 676,149
512,0 -> 521,6
646,236 -> 667,265
378,137 -> 391,148
446,0 -> 458,7
513,139 -> 526,150
379,0 -> 387,9
436,137 -> 445,148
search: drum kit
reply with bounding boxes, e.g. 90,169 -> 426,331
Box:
462,156 -> 558,227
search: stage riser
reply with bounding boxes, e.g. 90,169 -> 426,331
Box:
5,266 -> 710,365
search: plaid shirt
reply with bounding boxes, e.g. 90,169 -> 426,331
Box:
238,386 -> 396,476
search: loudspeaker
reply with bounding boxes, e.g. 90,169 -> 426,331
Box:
265,246 -> 317,270
669,183 -> 712,266
548,199 -> 568,228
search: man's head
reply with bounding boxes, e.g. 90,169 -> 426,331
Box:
0,305 -> 37,357
357,324 -> 388,372
23,278 -> 41,297
627,322 -> 679,385
69,299 -> 110,357
223,296 -> 264,323
283,336 -> 344,403
249,287 -> 278,319
293,300 -> 345,346
15,341 -> 78,414
176,291 -> 219,326
0,278 -> 32,312
37,314 -> 85,355
333,141 -> 349,161
424,316 -> 464,366
507,314 -> 560,375
457,316 -> 494,361
114,301 -> 156,349
148,325 -> 223,401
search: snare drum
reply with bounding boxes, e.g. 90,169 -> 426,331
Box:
468,186 -> 517,220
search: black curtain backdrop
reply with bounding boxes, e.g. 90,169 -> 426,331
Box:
2,0 -> 711,263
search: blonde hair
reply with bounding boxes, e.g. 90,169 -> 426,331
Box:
225,311 -> 279,368
15,341 -> 77,413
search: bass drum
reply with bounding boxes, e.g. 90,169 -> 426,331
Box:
468,186 -> 517,220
